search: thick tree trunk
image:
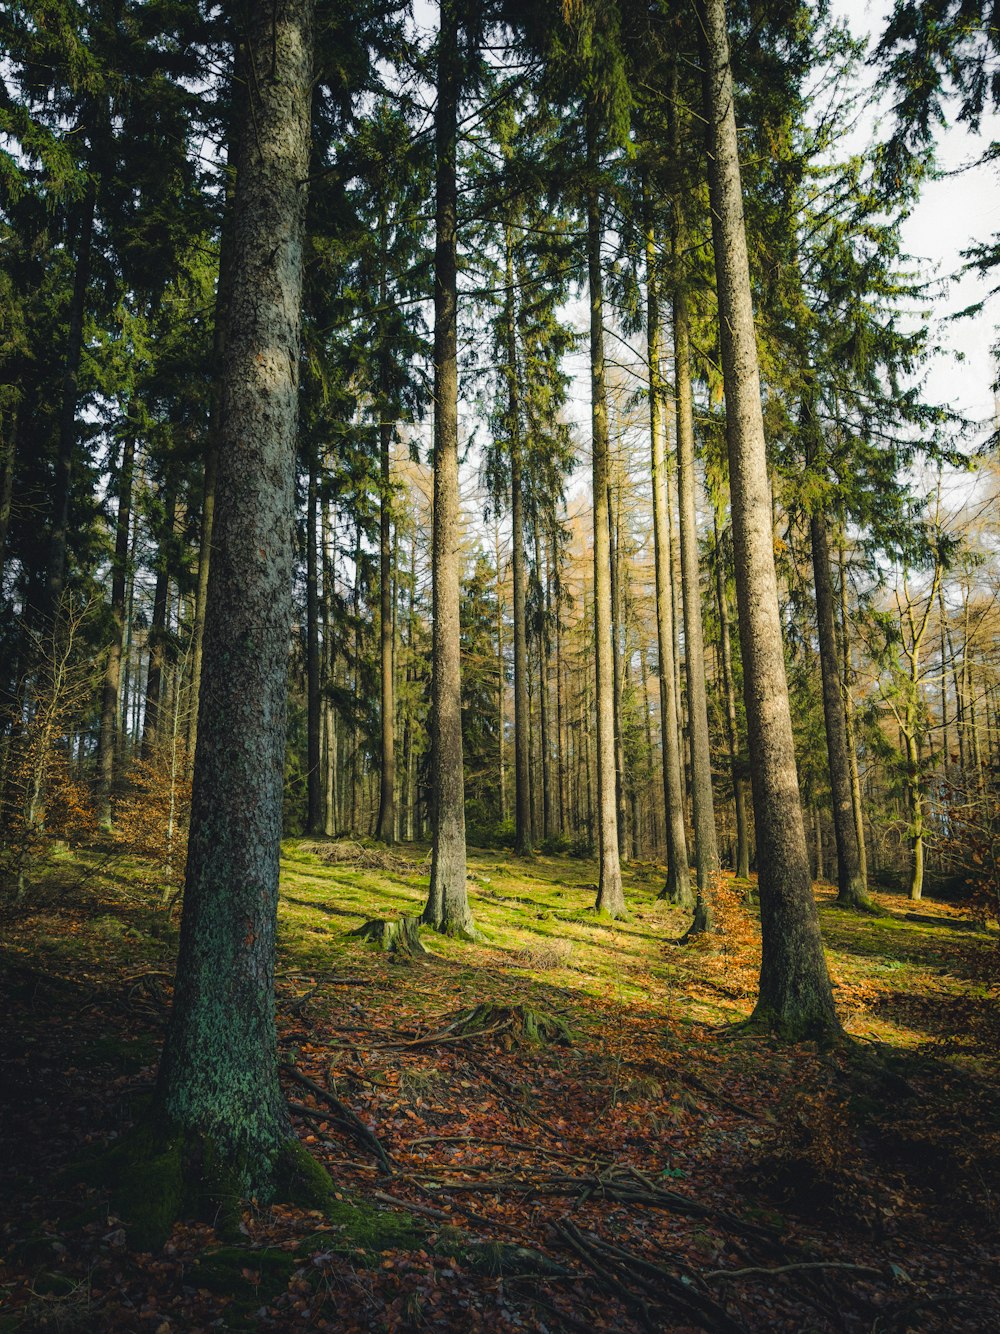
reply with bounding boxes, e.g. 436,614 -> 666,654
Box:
810,509 -> 871,908
96,420 -> 136,821
305,452 -> 322,832
423,0 -> 473,936
698,0 -> 838,1038
713,511 -> 750,879
153,0 -> 317,1211
586,110 -> 625,917
46,181 -> 96,618
673,279 -> 719,931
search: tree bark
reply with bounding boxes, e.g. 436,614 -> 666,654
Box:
305,450 -> 322,832
141,485 -> 176,758
154,0 -> 316,1203
46,181 -> 96,618
586,108 -> 625,917
810,509 -> 871,908
698,0 -> 838,1038
423,0 -> 473,936
96,416 -> 136,821
713,510 -> 750,879
673,278 -> 719,930
507,227 -> 532,856
374,238 -> 396,841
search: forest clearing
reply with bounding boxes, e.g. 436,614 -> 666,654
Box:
1,841 -> 998,1332
3,0 -> 1000,1330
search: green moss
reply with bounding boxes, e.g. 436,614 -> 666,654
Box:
275,1138 -> 337,1210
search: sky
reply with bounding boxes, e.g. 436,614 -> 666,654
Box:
835,0 -> 1000,434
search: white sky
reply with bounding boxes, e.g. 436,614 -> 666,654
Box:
833,0 -> 999,431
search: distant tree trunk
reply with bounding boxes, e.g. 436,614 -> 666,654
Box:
96,417 -> 136,821
536,526 -> 553,844
375,310 -> 395,841
673,279 -> 719,933
609,474 -> 629,858
507,228 -> 532,857
699,0 -> 839,1038
0,406 -> 16,594
810,509 -> 871,908
586,108 -> 625,917
647,220 -> 692,904
423,0 -> 473,936
141,486 -> 176,758
494,520 -> 507,822
322,487 -> 336,834
837,539 -> 867,887
187,103 -> 239,766
46,180 -> 96,617
154,0 -> 316,1208
713,511 -> 750,878
305,450 -> 322,833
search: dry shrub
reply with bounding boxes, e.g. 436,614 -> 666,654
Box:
112,745 -> 191,902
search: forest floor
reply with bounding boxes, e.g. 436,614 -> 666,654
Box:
1,840 -> 999,1333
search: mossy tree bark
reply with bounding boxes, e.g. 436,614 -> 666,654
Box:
153,0 -> 317,1200
698,0 -> 839,1039
423,0 -> 474,938
586,107 -> 625,918
645,207 -> 692,907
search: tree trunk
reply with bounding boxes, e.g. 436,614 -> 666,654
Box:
713,511 -> 750,879
508,227 -> 532,856
536,526 -> 552,844
96,417 -> 136,821
141,485 -> 176,758
46,181 -> 96,618
0,406 -> 16,595
698,0 -> 838,1038
586,108 -> 625,917
609,473 -> 629,859
187,102 -> 239,766
673,278 -> 719,931
153,0 -> 317,1215
647,224 -> 692,903
374,274 -> 396,841
305,450 -> 322,833
423,0 -> 473,937
810,509 -> 871,908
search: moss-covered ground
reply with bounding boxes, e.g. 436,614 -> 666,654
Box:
1,839 -> 998,1331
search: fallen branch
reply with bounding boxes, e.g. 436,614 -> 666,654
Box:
281,1062 -> 393,1174
705,1261 -> 884,1281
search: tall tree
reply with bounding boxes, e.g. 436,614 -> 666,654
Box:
697,0 -> 839,1039
150,0 -> 321,1221
423,0 -> 475,937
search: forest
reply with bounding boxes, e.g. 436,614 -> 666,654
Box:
1,0 -> 998,1330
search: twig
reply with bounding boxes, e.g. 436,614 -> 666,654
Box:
705,1261 -> 884,1281
281,1062 -> 393,1174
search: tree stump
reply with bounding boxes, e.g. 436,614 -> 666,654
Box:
350,915 -> 427,955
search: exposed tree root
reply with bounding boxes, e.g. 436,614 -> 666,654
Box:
281,1062 -> 393,1174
